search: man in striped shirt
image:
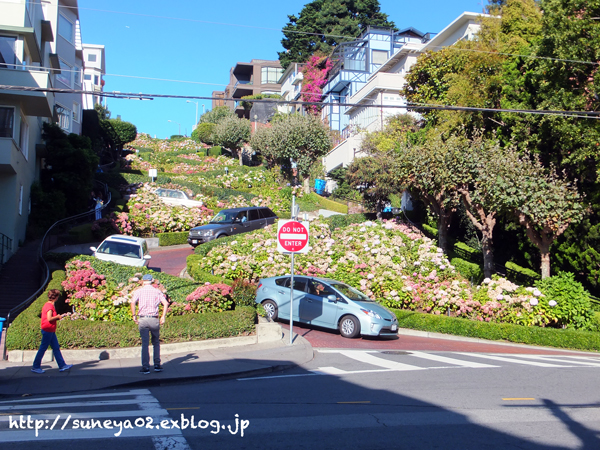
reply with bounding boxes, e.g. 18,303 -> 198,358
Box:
131,274 -> 169,374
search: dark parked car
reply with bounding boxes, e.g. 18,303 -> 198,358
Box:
187,207 -> 278,247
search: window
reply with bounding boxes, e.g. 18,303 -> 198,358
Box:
0,107 -> 14,138
19,184 -> 23,216
0,36 -> 17,69
372,50 -> 388,65
87,54 -> 97,62
83,74 -> 92,81
56,59 -> 72,87
74,66 -> 81,86
259,208 -> 275,219
72,102 -> 80,123
55,104 -> 71,132
261,67 -> 283,84
94,75 -> 99,85
19,116 -> 28,159
58,14 -> 74,44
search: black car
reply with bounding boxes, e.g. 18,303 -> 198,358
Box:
187,207 -> 278,247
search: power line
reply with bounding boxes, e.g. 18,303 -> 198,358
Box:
2,84 -> 598,119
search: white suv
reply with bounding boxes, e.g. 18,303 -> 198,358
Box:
90,235 -> 152,267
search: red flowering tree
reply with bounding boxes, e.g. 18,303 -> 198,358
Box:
301,54 -> 332,116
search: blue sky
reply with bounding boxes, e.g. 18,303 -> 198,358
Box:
78,0 -> 484,139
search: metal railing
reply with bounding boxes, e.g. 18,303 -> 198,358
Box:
4,181 -> 111,329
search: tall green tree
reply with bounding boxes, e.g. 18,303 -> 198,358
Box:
212,116 -> 251,166
278,0 -> 396,69
199,106 -> 235,125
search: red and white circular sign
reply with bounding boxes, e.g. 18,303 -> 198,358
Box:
277,220 -> 309,253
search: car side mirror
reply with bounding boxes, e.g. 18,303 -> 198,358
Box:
144,255 -> 152,260
90,247 -> 97,252
327,295 -> 337,302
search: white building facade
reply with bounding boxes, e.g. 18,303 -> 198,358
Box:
82,43 -> 105,109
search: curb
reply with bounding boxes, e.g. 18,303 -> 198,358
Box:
7,321 -> 283,363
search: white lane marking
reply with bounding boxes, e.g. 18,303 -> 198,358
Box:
0,396 -> 158,412
334,350 -> 427,371
407,351 -> 499,368
0,389 -> 151,405
0,409 -> 168,422
511,355 -> 600,366
456,353 -> 573,367
0,427 -> 182,443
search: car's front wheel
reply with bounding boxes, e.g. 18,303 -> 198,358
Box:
339,315 -> 360,338
262,300 -> 278,321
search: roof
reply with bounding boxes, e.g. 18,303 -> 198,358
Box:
103,235 -> 147,244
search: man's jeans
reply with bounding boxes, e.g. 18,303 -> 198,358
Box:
139,317 -> 161,369
32,330 -> 67,369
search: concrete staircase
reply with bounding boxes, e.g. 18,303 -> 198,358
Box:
0,240 -> 43,320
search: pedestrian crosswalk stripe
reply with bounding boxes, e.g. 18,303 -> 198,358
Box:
509,354 -> 600,366
328,350 -> 428,371
406,351 -> 499,368
455,353 -> 572,367
0,389 -> 151,405
0,395 -> 158,412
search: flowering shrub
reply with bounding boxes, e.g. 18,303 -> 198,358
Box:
191,219 -> 592,329
172,283 -> 234,314
301,55 -> 333,116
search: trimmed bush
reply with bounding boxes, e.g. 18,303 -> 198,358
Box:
159,231 -> 189,246
8,306 -> 255,350
453,241 -> 482,263
450,257 -> 483,284
187,254 -> 233,286
208,146 -> 222,157
506,261 -> 541,285
316,196 -> 348,214
393,309 -> 600,352
323,213 -> 368,231
422,223 -> 438,238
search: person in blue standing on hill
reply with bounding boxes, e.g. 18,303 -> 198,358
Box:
31,289 -> 73,374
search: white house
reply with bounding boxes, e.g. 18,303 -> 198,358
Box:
323,12 -> 487,174
82,43 -> 105,109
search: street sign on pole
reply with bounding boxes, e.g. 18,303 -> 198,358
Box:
277,220 -> 309,254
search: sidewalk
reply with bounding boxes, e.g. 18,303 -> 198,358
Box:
0,326 -> 313,398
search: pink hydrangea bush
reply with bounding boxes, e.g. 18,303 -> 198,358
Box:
180,283 -> 234,314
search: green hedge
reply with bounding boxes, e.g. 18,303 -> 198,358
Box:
506,261 -> 541,284
159,231 -> 189,246
422,223 -> 438,238
451,257 -> 483,284
324,213 -> 368,231
208,146 -> 222,157
8,306 -> 255,351
453,241 -> 482,263
68,223 -> 94,243
393,309 -> 600,352
316,196 -> 348,214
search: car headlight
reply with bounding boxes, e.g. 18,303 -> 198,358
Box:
361,309 -> 382,320
202,230 -> 214,237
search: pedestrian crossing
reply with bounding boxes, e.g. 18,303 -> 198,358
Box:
0,388 -> 190,448
239,350 -> 600,380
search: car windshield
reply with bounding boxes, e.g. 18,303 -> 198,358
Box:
97,241 -> 142,258
330,282 -> 373,302
210,210 -> 238,224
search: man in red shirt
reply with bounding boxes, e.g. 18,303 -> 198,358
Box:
31,289 -> 73,374
130,274 -> 169,374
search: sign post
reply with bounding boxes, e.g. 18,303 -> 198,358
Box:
277,196 -> 309,345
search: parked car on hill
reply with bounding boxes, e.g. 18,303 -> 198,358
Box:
255,276 -> 398,338
90,235 -> 152,267
155,188 -> 203,208
187,206 -> 278,247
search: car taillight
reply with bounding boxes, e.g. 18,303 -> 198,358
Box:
257,283 -> 262,289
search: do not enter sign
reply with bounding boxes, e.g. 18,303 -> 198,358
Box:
277,220 -> 309,253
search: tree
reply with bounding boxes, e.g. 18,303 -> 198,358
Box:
252,114 -> 331,191
199,106 -> 235,125
212,116 -> 251,166
249,126 -> 277,168
191,122 -> 216,144
278,0 -> 396,69
346,152 -> 401,218
507,155 -> 585,278
108,118 -> 137,150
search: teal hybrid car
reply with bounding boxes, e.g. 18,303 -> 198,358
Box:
255,276 -> 398,338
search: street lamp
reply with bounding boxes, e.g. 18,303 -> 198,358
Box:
167,120 -> 181,136
187,100 -> 198,130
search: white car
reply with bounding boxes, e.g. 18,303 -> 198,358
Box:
90,235 -> 152,267
155,188 -> 203,208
